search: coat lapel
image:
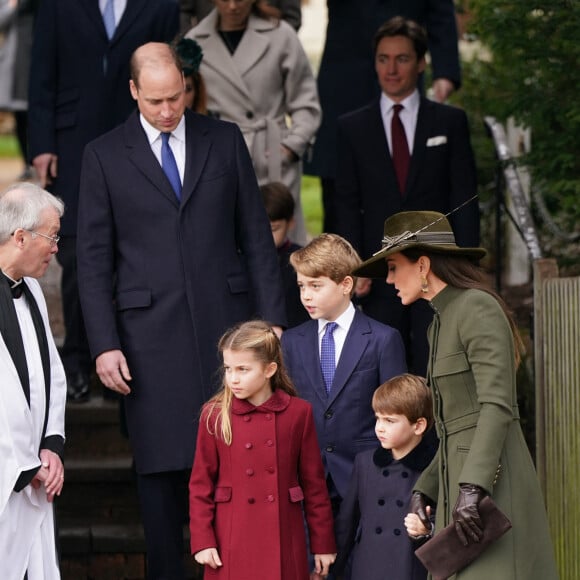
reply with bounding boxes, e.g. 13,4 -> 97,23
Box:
193,10 -> 252,102
366,100 -> 401,197
113,0 -> 147,45
297,322 -> 329,406
181,111 -> 211,207
233,15 -> 271,77
406,97 -> 433,195
124,112 -> 180,208
78,0 -> 109,41
328,311 -> 370,405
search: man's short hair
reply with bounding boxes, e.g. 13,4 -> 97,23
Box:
373,16 -> 428,61
260,182 -> 295,222
0,183 -> 64,242
130,42 -> 182,88
290,233 -> 362,288
372,373 -> 434,429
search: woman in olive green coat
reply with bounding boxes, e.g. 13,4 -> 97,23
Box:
355,210 -> 558,579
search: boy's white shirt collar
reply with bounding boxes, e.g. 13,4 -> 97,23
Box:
317,301 -> 356,336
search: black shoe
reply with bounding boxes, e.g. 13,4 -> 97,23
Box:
66,371 -> 91,403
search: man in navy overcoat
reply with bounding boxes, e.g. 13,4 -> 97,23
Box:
77,43 -> 286,579
27,0 -> 179,400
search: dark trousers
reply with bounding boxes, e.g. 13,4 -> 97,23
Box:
55,236 -> 91,376
356,280 -> 433,377
136,469 -> 190,580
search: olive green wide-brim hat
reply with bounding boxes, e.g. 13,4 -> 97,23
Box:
353,210 -> 487,278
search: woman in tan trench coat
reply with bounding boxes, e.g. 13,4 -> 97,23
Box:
354,210 -> 558,579
186,0 -> 321,245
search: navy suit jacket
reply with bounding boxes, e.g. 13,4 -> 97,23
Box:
28,0 -> 179,234
335,96 -> 480,261
281,309 -> 406,499
77,110 -> 286,474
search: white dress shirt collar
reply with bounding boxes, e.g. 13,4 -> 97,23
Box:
380,89 -> 421,153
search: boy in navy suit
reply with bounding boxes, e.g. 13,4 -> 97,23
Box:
281,234 -> 407,513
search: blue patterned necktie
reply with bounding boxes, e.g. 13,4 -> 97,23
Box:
321,322 -> 338,394
102,0 -> 116,40
161,132 -> 182,201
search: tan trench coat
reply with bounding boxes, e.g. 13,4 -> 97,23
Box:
187,10 -> 321,244
415,285 -> 558,579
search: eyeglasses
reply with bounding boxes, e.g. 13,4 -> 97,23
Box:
27,230 -> 60,247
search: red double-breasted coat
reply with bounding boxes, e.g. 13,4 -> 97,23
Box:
189,390 -> 336,579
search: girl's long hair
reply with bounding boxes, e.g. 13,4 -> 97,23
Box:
204,320 -> 297,445
403,249 -> 525,367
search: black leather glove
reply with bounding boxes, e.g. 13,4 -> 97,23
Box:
452,484 -> 485,546
410,491 -> 432,530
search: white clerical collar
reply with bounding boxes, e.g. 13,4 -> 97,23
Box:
1,269 -> 22,288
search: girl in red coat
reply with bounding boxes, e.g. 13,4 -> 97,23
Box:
189,320 -> 337,579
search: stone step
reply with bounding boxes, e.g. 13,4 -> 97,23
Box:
59,524 -> 202,579
58,456 -> 141,525
65,394 -> 132,458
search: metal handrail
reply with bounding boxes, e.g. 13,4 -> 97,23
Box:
484,117 -> 544,268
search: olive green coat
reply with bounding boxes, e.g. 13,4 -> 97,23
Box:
415,286 -> 558,579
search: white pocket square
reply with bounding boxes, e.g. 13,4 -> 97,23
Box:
426,136 -> 447,147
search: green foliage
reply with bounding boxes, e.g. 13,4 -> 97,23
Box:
301,175 -> 323,236
0,134 -> 19,158
466,1 -> 580,231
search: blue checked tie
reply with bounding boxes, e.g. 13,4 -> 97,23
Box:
161,132 -> 182,201
102,0 -> 116,40
321,322 -> 338,394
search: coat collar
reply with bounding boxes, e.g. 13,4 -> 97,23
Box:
123,109 -> 211,209
429,284 -> 462,315
232,388 -> 292,415
192,11 -> 274,94
372,434 -> 436,471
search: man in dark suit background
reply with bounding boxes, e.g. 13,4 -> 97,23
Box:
77,42 -> 286,579
334,17 -> 479,375
27,0 -> 179,401
306,0 -> 462,234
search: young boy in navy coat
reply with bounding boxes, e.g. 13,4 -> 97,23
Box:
333,374 -> 436,580
281,234 -> 406,511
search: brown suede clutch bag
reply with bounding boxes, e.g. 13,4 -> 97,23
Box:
415,496 -> 512,580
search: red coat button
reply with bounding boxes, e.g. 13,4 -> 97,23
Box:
245,442 -> 253,449
246,468 -> 254,476
267,495 -> 275,502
